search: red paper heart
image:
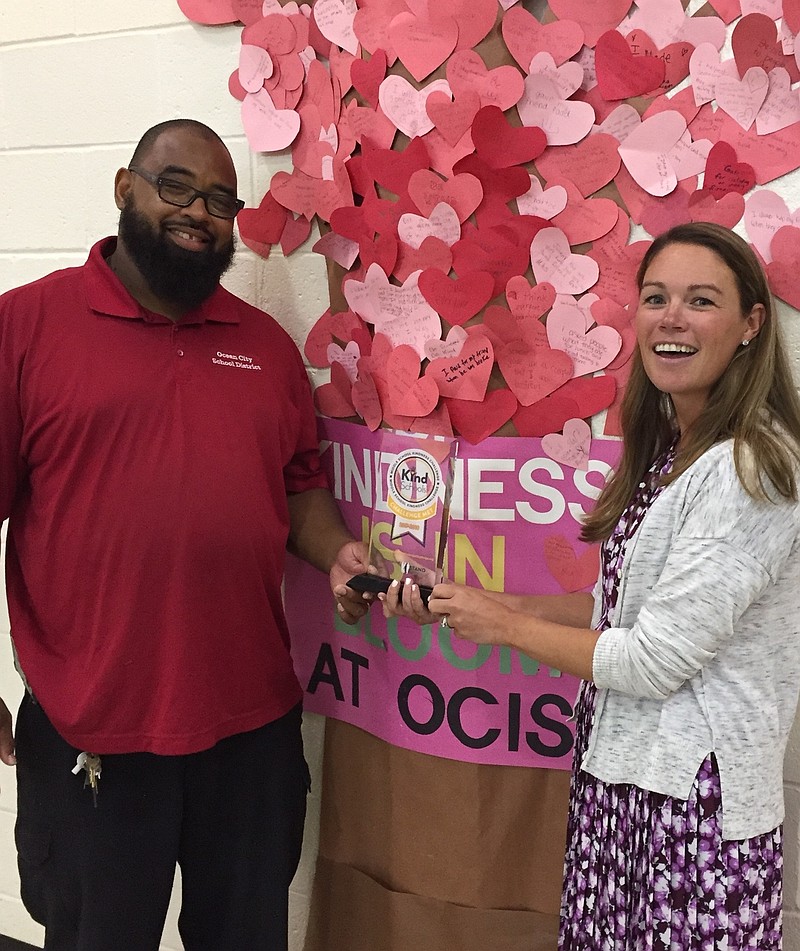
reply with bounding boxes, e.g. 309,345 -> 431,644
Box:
446,50 -> 526,112
393,236 -> 453,283
548,0 -> 633,48
351,48 -> 387,108
505,277 -> 556,321
362,135 -> 430,197
450,0 -> 496,50
386,345 -> 440,416
732,13 -> 797,80
555,374 -> 617,418
280,214 -> 312,255
351,369 -> 383,431
425,333 -> 494,402
389,11 -> 459,82
178,0 -> 237,24
426,90 -> 481,148
549,178 -> 620,246
471,106 -> 546,169
330,204 -> 370,242
359,232 -> 399,275
785,0 -> 800,34
418,269 -> 495,325
543,536 -> 599,592
412,401 -> 454,437
501,5 -> 584,70
407,169 -> 483,222
687,189 -> 745,229
595,29 -> 666,100
453,155 -> 531,206
497,339 -> 574,406
452,228 -> 530,298
703,141 -> 756,199
766,225 -> 800,309
513,393 -> 580,438
624,31 -> 693,96
304,309 -> 365,367
315,361 -> 355,417
640,186 -> 692,237
535,134 -> 621,199
237,191 -> 289,258
271,163 -> 353,222
444,388 -> 518,443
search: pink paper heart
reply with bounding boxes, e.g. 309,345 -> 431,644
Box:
389,10 -> 458,82
744,190 -> 800,263
327,340 -> 361,382
313,0 -> 359,55
541,418 -> 592,471
530,228 -> 599,296
766,225 -> 800,308
543,536 -> 599,592
756,67 -> 800,135
517,73 -> 596,146
548,177 -> 620,245
378,75 -> 452,138
529,53 -> 585,100
592,104 -> 641,143
623,0 -> 725,50
425,89 -> 481,147
424,325 -> 469,361
497,339 -> 574,407
312,230 -> 360,269
537,133 -> 621,198
548,0 -> 632,48
689,43 -> 737,106
241,88 -> 301,152
238,44 -> 274,93
715,66 -> 769,131
178,0 -> 238,24
618,110 -> 687,196
546,304 -> 622,377
516,177 -> 568,220
425,334 -> 494,402
397,202 -> 462,249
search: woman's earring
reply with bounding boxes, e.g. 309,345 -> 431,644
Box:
741,338 -> 750,346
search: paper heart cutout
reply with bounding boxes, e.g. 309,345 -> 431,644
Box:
530,228 -> 599,296
516,177 -> 568,220
543,536 -> 599,592
237,191 -> 290,257
756,67 -> 800,136
418,269 -> 495,325
622,0 -> 725,51
362,136 -> 431,196
541,417 -> 592,471
425,333 -> 494,402
313,0 -> 359,55
472,106 -> 547,169
270,162 -> 353,222
624,31 -> 693,96
424,325 -> 469,361
351,369 -> 383,431
505,278 -> 556,321
501,6 -> 584,70
765,225 -> 800,308
280,214 -> 312,255
640,186 -> 691,236
687,189 -> 745,229
732,13 -> 792,78
426,89 -> 481,147
315,360 -> 355,418
715,66 -> 769,131
359,231 -> 398,275
378,76 -> 452,139
449,0 -> 497,50
537,133 -> 621,198
238,44 -> 274,93
178,0 -> 237,24
444,388 -> 518,444
453,226 -> 531,297
529,53 -> 585,100
241,88 -> 301,152
517,73 -> 596,146
327,340 -> 361,381
352,0 -> 405,62
744,189 -> 800,263
618,110 -> 687,197
446,50 -> 526,112
513,392 -> 579,438
350,47 -> 387,107
703,141 -> 756,199
497,338 -> 574,406
313,230 -> 360,269
548,0 -> 631,48
546,305 -> 622,377
398,202 -> 461,249
689,42 -> 737,106
386,345 -> 440,416
389,10 -> 458,82
394,236 -> 453,283
715,110 -> 800,186
592,104 -> 640,143
556,374 -> 618,417
595,29 -> 666,100
785,0 -> 800,33
549,177 -> 620,246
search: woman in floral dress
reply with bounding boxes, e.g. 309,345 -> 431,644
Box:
385,223 -> 800,948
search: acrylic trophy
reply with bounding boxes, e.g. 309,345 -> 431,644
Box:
346,431 -> 459,607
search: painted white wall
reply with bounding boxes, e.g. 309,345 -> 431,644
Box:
1,2 -> 800,949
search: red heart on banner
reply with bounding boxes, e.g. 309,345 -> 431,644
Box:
595,29 -> 666,100
513,393 -> 580,438
497,338 -> 574,406
471,106 -> 547,169
543,536 -> 600,592
314,361 -> 355,418
418,269 -> 495,325
444,388 -> 518,443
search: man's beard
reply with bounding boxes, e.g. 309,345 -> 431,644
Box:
118,198 -> 236,311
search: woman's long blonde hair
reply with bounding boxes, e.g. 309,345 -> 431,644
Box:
582,222 -> 800,543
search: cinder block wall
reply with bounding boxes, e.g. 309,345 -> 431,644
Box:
1,3 -> 800,950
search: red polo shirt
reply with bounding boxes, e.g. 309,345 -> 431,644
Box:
0,238 -> 328,754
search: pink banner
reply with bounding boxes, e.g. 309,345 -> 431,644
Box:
285,419 -> 621,769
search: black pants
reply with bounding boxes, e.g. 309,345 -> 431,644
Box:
14,694 -> 309,951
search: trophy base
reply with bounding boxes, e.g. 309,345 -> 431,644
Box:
347,573 -> 433,607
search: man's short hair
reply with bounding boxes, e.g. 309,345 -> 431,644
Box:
129,119 -> 228,168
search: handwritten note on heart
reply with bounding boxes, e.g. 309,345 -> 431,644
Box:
530,228 -> 600,295
542,417 -> 592,470
546,304 -> 622,376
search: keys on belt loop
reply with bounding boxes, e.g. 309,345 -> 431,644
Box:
72,751 -> 102,807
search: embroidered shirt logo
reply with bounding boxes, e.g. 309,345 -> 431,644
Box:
212,351 -> 263,371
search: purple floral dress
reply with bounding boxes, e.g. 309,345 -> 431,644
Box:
559,447 -> 783,950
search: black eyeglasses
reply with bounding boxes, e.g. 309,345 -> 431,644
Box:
128,167 -> 245,220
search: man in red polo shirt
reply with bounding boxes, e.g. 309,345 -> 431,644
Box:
0,119 -> 370,951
